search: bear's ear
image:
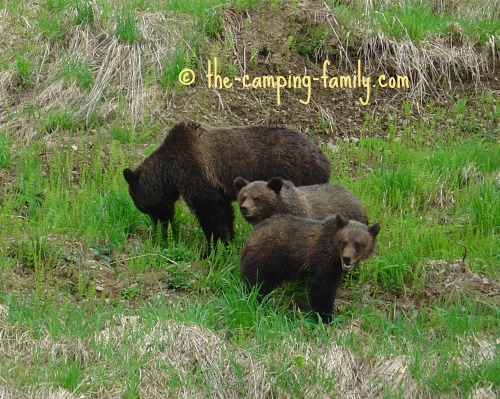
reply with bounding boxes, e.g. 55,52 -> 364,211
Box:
267,177 -> 283,194
123,168 -> 138,184
234,177 -> 249,193
335,213 -> 349,229
368,223 -> 380,238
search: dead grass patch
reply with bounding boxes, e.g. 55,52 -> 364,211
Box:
0,6 -> 199,142
1,304 -> 497,398
319,1 -> 498,104
96,316 -> 271,398
423,259 -> 499,302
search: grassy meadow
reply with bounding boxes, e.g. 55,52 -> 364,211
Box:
0,0 -> 498,398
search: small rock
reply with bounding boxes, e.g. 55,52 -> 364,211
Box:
327,142 -> 339,153
450,262 -> 462,270
0,304 -> 8,318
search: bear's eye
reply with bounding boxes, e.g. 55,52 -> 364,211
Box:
354,241 -> 361,251
241,195 -> 247,201
253,196 -> 261,203
341,240 -> 348,248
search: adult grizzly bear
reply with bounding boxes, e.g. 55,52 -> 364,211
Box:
240,214 -> 380,323
123,121 -> 330,254
234,177 -> 368,225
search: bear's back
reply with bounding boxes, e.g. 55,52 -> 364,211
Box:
297,184 -> 368,224
162,122 -> 330,198
241,214 -> 347,285
244,215 -> 324,259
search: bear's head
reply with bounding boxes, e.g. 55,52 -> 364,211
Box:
325,214 -> 380,271
123,167 -> 177,229
234,177 -> 285,225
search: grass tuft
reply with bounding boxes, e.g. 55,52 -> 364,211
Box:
73,0 -> 95,26
0,132 -> 12,168
115,8 -> 140,45
60,58 -> 93,90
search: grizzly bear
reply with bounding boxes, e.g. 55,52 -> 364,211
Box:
240,213 -> 380,323
123,121 -> 330,254
234,177 -> 368,225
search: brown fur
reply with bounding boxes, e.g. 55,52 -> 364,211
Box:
234,177 -> 368,225
123,121 -> 331,255
240,214 -> 380,323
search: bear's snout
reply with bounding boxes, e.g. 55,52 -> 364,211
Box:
341,255 -> 355,271
342,256 -> 351,265
240,205 -> 249,215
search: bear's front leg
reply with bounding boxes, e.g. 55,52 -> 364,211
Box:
309,272 -> 343,323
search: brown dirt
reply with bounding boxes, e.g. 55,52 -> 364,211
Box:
166,0 -> 499,144
337,258 -> 500,314
1,234 -> 200,307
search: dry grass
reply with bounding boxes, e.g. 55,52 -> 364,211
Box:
0,386 -> 83,399
74,11 -> 194,125
361,34 -> 489,96
322,1 -> 498,104
432,0 -> 500,20
96,316 -> 271,398
0,308 -> 437,398
1,0 -> 498,143
0,4 -> 198,142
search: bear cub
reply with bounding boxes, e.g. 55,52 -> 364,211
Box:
240,213 -> 380,323
234,177 -> 368,225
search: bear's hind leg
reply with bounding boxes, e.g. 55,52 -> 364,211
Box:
241,259 -> 285,301
185,188 -> 235,255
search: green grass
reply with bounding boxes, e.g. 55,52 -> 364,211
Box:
60,58 -> 93,90
43,108 -> 80,133
1,98 -> 498,396
163,0 -> 258,14
73,0 -> 95,26
14,55 -> 33,88
337,136 -> 498,272
0,132 -> 12,168
330,0 -> 499,43
160,46 -> 197,88
115,8 -> 140,44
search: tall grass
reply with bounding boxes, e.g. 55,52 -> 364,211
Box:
330,0 -> 499,43
3,111 -> 497,296
115,8 -> 140,44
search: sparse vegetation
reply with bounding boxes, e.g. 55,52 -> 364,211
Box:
60,58 -> 93,90
0,0 -> 498,398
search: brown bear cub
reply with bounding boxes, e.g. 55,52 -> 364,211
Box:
240,214 -> 380,323
123,121 -> 330,255
234,177 -> 368,225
